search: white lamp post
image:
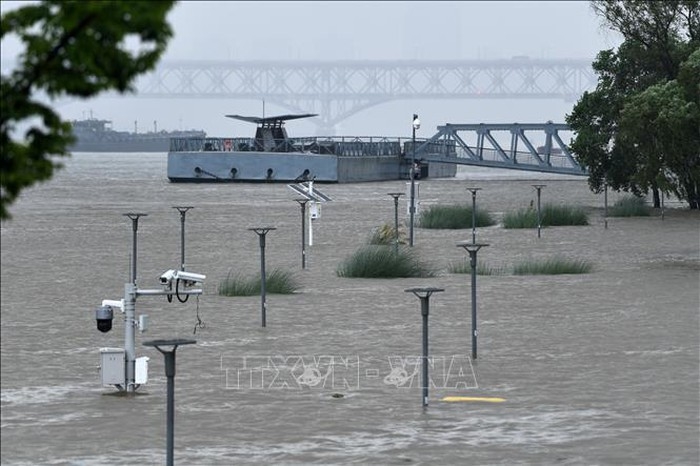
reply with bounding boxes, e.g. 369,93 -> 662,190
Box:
409,114 -> 420,247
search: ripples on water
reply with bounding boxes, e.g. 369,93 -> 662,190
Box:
1,153 -> 698,465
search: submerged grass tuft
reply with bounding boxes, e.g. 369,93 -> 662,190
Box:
608,195 -> 651,217
218,268 -> 299,296
448,259 -> 507,275
337,245 -> 436,278
502,204 -> 588,228
512,257 -> 593,275
368,223 -> 407,245
418,204 -> 496,229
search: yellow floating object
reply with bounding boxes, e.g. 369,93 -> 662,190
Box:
441,396 -> 506,403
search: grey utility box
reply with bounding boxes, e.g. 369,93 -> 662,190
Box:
99,347 -> 125,386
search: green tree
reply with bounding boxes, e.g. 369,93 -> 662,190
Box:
1,0 -> 176,220
618,56 -> 700,207
566,0 -> 700,209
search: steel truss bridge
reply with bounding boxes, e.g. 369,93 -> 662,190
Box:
136,59 -> 596,134
414,122 -> 584,175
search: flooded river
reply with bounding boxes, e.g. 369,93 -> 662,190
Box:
1,153 -> 698,465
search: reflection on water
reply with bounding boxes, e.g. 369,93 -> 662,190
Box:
1,153 -> 698,465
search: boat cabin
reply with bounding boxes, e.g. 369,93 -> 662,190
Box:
225,113 -> 317,152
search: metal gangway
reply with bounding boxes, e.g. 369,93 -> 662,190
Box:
413,122 -> 585,175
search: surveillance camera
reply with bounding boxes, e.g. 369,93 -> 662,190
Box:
95,305 -> 113,333
173,270 -> 206,285
159,269 -> 177,286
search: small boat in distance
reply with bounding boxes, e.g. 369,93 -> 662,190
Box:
69,117 -> 207,153
167,113 -> 457,183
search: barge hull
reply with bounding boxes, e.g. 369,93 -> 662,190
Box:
167,151 -> 456,183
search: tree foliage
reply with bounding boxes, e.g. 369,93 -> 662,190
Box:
566,0 -> 700,209
1,1 -> 175,220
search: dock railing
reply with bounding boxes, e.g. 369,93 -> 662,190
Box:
169,136 -> 455,159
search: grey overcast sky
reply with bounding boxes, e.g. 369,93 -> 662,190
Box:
1,1 -> 622,138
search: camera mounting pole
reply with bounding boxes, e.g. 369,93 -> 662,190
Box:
123,213 -> 147,284
96,213 -> 204,394
173,206 -> 194,271
121,212 -> 147,392
119,286 -> 203,393
123,282 -> 138,391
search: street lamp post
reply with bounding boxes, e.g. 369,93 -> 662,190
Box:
605,140 -> 612,229
457,241 -> 489,359
604,179 -> 608,229
143,339 -> 196,466
661,191 -> 665,221
388,192 -> 404,254
405,287 -> 444,407
532,185 -> 546,238
466,188 -> 481,244
409,114 -> 420,247
249,227 -> 276,327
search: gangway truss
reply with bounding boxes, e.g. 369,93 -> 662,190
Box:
413,122 -> 585,176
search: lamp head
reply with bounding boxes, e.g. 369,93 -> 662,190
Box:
412,114 -> 420,130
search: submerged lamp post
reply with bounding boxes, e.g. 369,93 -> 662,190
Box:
409,114 -> 420,247
143,339 -> 196,466
173,206 -> 194,270
532,184 -> 546,238
466,187 -> 481,244
604,141 -> 612,229
457,241 -> 489,360
604,179 -> 609,229
405,287 -> 444,407
388,192 -> 404,254
294,199 -> 309,269
249,227 -> 276,327
661,191 -> 665,221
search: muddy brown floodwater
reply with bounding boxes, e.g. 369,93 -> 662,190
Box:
1,153 -> 698,465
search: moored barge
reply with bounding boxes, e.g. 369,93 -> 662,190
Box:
167,114 -> 457,183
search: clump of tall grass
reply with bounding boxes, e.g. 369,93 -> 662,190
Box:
608,195 -> 651,217
543,204 -> 589,226
218,268 -> 299,296
368,223 -> 406,245
337,245 -> 436,278
501,207 -> 538,228
512,257 -> 593,275
418,204 -> 496,229
448,259 -> 507,275
502,204 -> 588,228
